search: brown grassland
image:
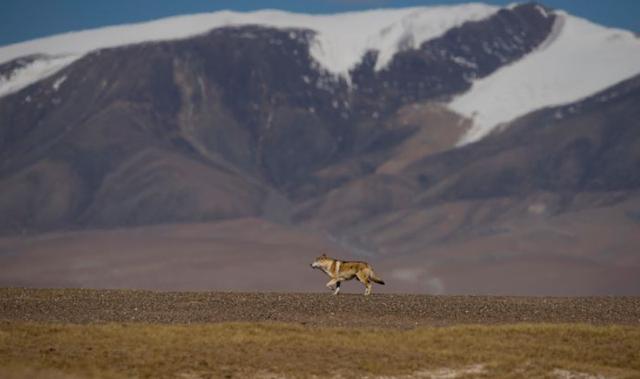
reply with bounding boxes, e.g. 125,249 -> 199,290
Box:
1,322 -> 640,378
1,289 -> 639,378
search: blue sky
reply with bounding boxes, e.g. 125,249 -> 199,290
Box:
1,0 -> 638,47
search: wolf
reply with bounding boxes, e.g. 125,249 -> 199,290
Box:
310,253 -> 385,296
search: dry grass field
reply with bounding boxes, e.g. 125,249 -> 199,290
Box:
1,289 -> 639,378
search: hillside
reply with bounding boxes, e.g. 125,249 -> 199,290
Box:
0,2 -> 639,295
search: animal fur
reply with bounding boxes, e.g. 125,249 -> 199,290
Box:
310,253 -> 385,296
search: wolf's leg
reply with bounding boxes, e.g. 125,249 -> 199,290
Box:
326,279 -> 338,291
356,272 -> 372,296
333,281 -> 341,295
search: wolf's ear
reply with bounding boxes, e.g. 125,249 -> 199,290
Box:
321,253 -> 327,257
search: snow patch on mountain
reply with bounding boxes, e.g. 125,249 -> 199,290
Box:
0,55 -> 79,98
52,74 -> 68,91
450,12 -> 640,145
0,4 -> 497,97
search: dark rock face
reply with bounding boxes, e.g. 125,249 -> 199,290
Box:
351,3 -> 555,115
0,55 -> 45,79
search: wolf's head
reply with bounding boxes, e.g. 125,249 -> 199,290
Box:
310,253 -> 332,269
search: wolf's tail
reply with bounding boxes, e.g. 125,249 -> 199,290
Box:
370,271 -> 385,285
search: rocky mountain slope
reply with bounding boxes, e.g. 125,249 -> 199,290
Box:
0,2 -> 638,295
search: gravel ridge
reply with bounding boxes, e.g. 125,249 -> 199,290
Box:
1,288 -> 639,328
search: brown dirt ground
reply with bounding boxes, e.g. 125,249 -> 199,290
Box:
1,288 -> 639,328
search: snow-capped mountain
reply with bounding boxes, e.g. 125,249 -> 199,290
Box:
1,2 -> 639,143
0,4 -> 498,93
1,2 -> 639,295
451,9 -> 640,144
